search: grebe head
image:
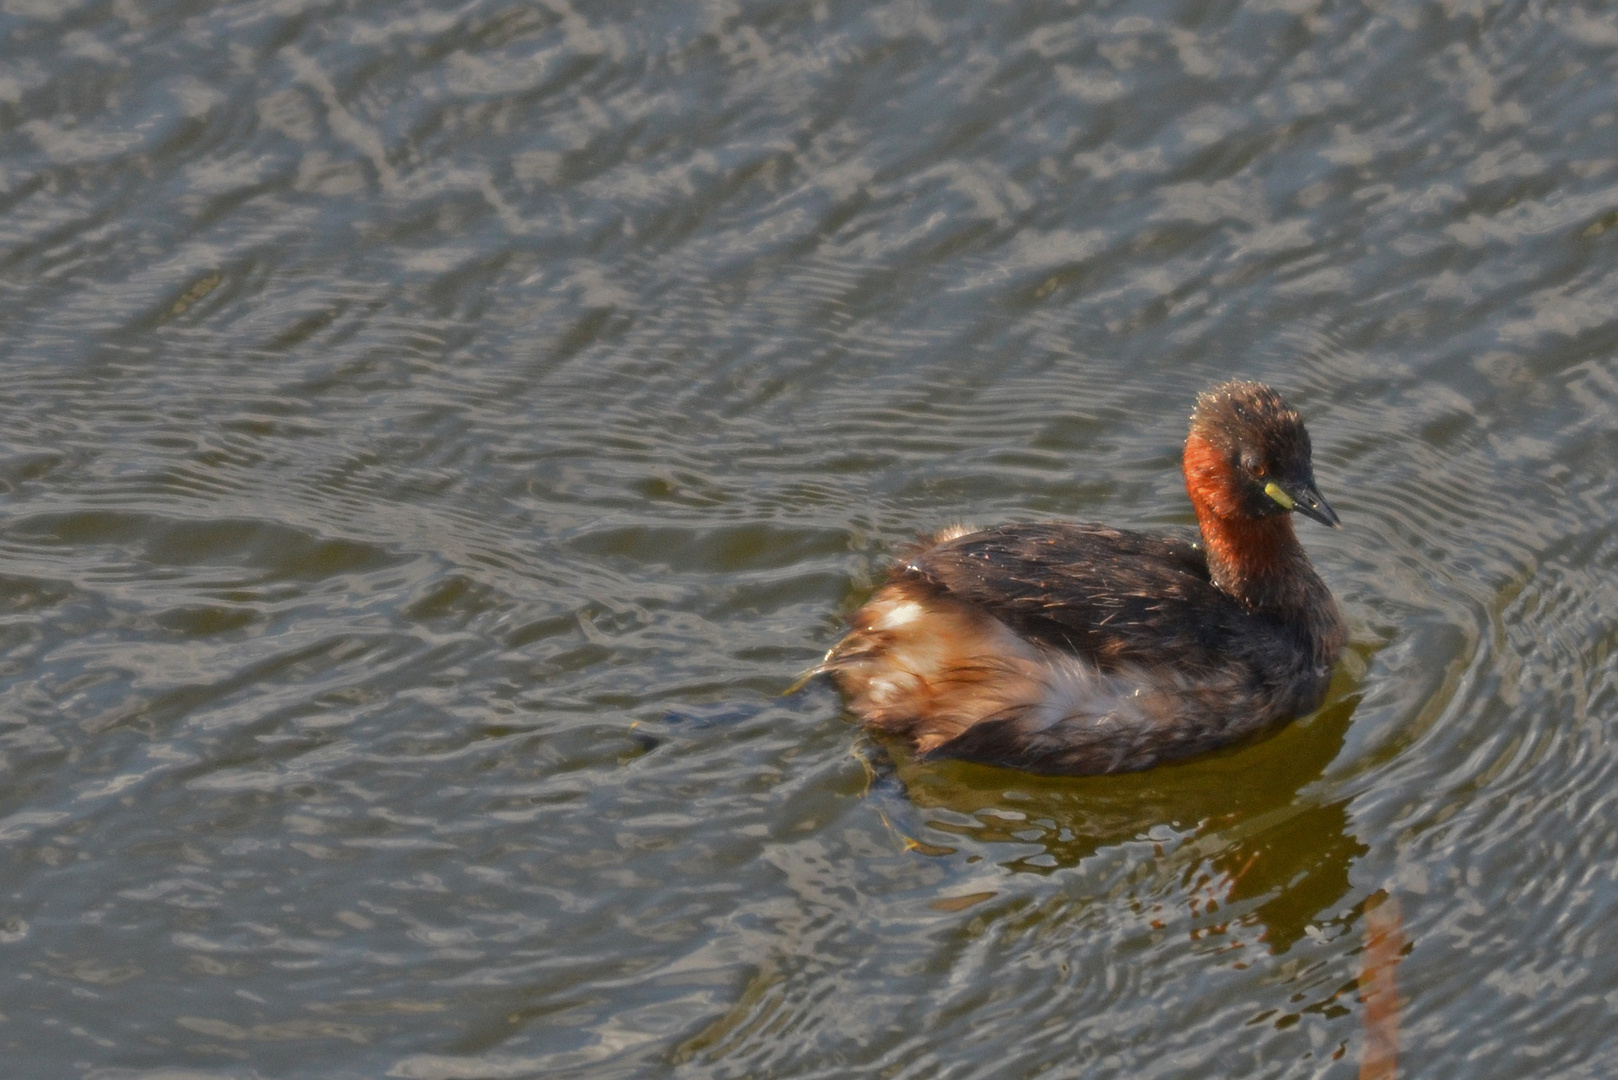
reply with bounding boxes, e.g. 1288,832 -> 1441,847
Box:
1186,381 -> 1339,528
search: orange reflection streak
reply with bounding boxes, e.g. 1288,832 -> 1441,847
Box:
1358,892 -> 1403,1080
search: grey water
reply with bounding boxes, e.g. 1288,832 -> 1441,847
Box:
2,0 -> 1617,1077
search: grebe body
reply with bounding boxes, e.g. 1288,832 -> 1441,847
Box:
820,381 -> 1346,776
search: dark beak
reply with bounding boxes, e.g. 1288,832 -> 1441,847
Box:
1287,478 -> 1341,528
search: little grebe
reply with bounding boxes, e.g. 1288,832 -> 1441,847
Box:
819,381 -> 1346,775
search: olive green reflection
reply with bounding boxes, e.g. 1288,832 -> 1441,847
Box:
876,667 -> 1367,953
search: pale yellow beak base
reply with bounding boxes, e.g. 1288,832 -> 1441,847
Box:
1263,481 -> 1295,510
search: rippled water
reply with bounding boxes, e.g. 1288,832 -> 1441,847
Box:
3,0 -> 1618,1077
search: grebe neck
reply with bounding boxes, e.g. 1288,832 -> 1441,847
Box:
1194,509 -> 1318,612
1183,432 -> 1325,616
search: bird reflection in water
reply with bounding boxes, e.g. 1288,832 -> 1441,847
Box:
866,657 -> 1368,947
858,647 -> 1407,1072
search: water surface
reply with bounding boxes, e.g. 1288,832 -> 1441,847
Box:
3,0 -> 1618,1077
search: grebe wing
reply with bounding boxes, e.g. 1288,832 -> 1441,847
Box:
901,521 -> 1245,668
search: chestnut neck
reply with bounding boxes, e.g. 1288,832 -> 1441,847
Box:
1182,432 -> 1316,614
